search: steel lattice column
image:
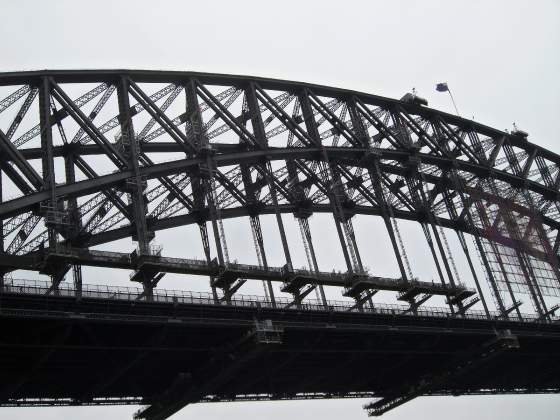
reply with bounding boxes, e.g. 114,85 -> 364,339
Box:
117,77 -> 154,300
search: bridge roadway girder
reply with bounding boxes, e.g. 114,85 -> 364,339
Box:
0,291 -> 559,417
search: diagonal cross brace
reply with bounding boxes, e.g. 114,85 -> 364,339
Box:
127,79 -> 196,154
49,79 -> 127,169
134,321 -> 282,420
0,129 -> 43,190
364,330 -> 520,416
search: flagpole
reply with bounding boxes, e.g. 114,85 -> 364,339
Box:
447,88 -> 460,116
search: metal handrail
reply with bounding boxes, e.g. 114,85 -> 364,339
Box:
0,277 -> 547,323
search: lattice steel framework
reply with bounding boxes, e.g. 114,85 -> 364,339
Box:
0,70 -> 559,417
0,70 -> 558,318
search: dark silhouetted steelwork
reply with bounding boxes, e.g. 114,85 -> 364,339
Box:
0,70 -> 558,419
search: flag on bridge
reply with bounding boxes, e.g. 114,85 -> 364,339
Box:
435,82 -> 460,116
436,82 -> 449,92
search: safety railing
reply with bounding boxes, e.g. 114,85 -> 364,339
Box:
0,277 -> 548,323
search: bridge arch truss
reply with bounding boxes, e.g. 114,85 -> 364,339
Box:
0,70 -> 559,321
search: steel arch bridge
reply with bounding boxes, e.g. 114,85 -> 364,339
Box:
0,70 -> 559,419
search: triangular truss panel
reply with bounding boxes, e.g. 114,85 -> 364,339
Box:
0,70 -> 556,326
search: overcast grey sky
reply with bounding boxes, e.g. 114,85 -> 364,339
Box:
0,0 -> 559,419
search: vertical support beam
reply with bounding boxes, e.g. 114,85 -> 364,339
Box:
473,232 -> 508,316
415,172 -> 465,313
300,90 -> 354,273
199,222 -> 219,302
369,160 -> 409,282
301,217 -> 327,306
63,153 -> 78,229
38,77 -> 67,293
250,215 -> 276,306
117,77 -> 153,298
325,157 -> 354,273
415,174 -> 456,288
238,92 -> 276,305
286,158 -> 326,306
185,79 -> 205,149
301,219 -> 319,272
64,151 -> 82,299
430,224 -> 456,286
441,184 -> 489,315
346,218 -> 364,272
117,77 -> 151,255
421,222 -> 455,314
38,77 -> 57,250
204,167 -> 226,266
298,90 -> 321,147
245,83 -> 292,270
456,230 -> 490,317
516,250 -> 547,319
430,223 -> 466,314
186,79 -> 226,302
244,83 -> 267,148
251,216 -> 269,268
193,175 -> 219,267
72,264 -> 82,300
266,163 -> 293,269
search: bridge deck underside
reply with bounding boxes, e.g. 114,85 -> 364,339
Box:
0,293 -> 559,408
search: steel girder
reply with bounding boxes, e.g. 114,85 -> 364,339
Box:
0,148 -> 556,255
0,70 -> 558,303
